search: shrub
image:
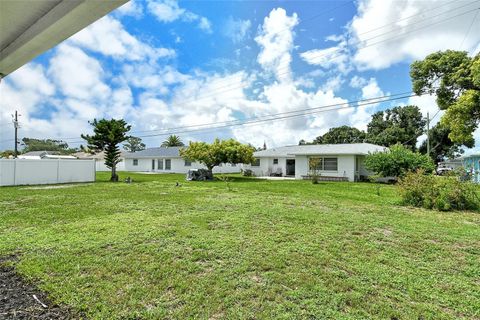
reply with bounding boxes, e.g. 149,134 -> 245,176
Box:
241,169 -> 254,177
398,170 -> 480,211
365,144 -> 435,178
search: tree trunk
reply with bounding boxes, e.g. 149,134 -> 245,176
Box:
111,165 -> 118,182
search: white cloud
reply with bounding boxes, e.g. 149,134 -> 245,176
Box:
349,75 -> 367,88
300,42 -> 350,74
147,0 -> 212,33
223,17 -> 252,43
350,0 -> 480,70
48,44 -> 111,101
115,0 -> 143,18
255,8 -> 299,82
69,16 -> 175,61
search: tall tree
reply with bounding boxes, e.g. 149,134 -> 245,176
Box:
366,105 -> 425,150
81,119 -> 131,182
180,139 -> 255,174
21,138 -> 76,154
410,50 -> 480,144
123,136 -> 146,152
419,123 -> 474,163
161,135 -> 184,147
313,126 -> 366,144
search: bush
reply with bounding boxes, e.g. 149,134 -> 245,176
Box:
398,170 -> 480,211
365,144 -> 435,178
241,169 -> 254,177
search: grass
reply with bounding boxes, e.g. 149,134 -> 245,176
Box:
0,172 -> 479,319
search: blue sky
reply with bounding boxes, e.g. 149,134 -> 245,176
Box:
1,0 -> 479,150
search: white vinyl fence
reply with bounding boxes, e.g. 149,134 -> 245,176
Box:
0,159 -> 96,186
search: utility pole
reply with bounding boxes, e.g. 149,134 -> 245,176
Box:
426,112 -> 430,156
12,111 -> 20,158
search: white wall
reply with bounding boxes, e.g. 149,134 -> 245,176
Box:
95,159 -> 125,172
295,155 -> 356,181
124,157 -> 242,174
0,159 -> 95,186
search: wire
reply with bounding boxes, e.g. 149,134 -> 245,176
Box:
8,91 -> 428,144
459,8 -> 479,49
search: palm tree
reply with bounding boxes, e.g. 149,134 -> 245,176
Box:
161,135 -> 184,147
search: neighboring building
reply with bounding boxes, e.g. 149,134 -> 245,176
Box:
18,151 -> 76,160
460,154 -> 480,183
245,143 -> 387,181
124,147 -> 242,174
74,151 -> 128,172
438,159 -> 464,170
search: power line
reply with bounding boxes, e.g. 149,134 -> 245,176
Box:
459,8 -> 479,49
13,91 -> 427,144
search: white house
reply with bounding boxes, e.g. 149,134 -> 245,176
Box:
124,146 -> 242,174
18,151 -> 76,160
245,143 -> 387,181
74,151 -> 128,172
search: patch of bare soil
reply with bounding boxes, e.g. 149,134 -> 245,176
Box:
22,184 -> 92,190
0,259 -> 74,319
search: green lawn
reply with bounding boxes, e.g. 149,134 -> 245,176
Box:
1,172 -> 479,319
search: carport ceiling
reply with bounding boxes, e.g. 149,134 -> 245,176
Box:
0,0 -> 128,77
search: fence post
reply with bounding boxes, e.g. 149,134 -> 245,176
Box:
57,159 -> 60,184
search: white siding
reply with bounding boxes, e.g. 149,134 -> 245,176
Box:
295,155 -> 355,181
0,159 -> 95,186
124,157 -> 242,174
95,159 -> 125,172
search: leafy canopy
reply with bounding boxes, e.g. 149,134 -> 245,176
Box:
313,126 -> 366,144
161,135 -> 184,147
123,136 -> 146,152
366,105 -> 425,150
410,50 -> 480,143
365,144 -> 435,177
180,138 -> 255,172
81,118 -> 131,181
21,138 -> 77,154
418,123 -> 474,163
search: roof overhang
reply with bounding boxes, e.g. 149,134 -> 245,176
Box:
0,0 -> 129,77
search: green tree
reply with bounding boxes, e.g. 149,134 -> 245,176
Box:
410,50 -> 480,143
123,136 -> 146,152
180,138 -> 255,174
365,144 -> 435,177
366,105 -> 425,150
161,135 -> 184,147
0,150 -> 15,158
81,119 -> 131,182
419,123 -> 474,163
21,138 -> 76,154
313,126 -> 366,144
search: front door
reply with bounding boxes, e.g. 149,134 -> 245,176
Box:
286,159 -> 295,176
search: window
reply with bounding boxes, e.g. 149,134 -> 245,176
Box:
309,157 -> 337,171
252,159 -> 261,167
184,159 -> 192,166
133,159 -> 138,166
323,158 -> 338,171
152,159 -> 155,170
158,159 -> 163,170
273,158 -> 278,165
165,159 -> 171,170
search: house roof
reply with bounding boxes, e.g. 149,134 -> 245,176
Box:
123,146 -> 184,158
74,150 -> 129,160
21,150 -> 58,156
253,143 -> 387,157
0,0 -> 128,77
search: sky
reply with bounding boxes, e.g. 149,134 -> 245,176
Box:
1,0 -> 480,151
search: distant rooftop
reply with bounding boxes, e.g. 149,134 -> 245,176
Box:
123,146 -> 184,158
254,143 -> 387,157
